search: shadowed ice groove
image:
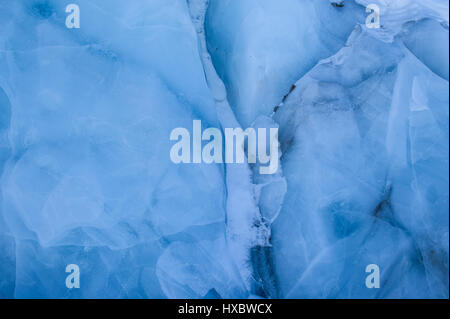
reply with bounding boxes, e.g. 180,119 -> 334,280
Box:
0,86 -> 15,299
187,0 -> 280,298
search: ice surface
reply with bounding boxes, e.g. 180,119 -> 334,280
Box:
355,0 -> 449,41
272,25 -> 448,298
205,0 -> 364,127
0,0 -> 448,299
402,18 -> 449,80
0,0 -> 236,298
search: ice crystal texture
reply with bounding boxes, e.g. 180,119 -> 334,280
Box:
0,0 -> 448,298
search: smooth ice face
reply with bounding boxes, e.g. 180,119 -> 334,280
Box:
402,18 -> 449,80
205,0 -> 364,128
0,0 -> 448,299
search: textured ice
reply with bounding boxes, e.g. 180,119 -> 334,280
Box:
205,0 -> 365,127
273,27 -> 449,298
0,0 -> 232,298
0,0 -> 449,299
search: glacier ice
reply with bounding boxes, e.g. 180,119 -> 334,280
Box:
272,26 -> 448,298
0,0 -> 234,298
205,0 -> 364,127
0,0 -> 448,299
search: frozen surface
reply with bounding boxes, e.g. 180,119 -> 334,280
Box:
0,0 -> 235,298
205,0 -> 364,127
0,0 -> 448,298
273,27 -> 449,298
